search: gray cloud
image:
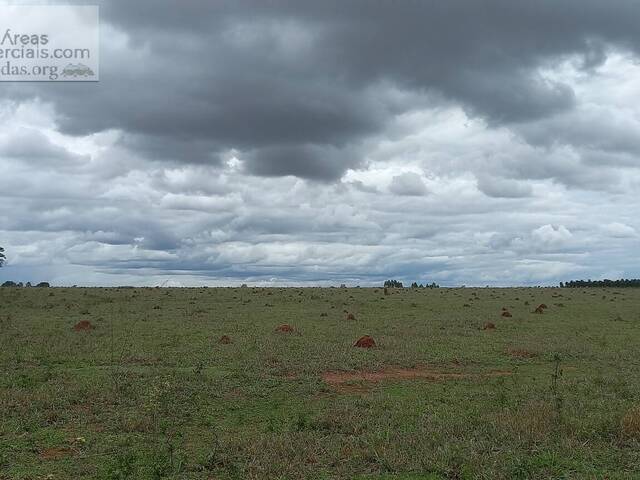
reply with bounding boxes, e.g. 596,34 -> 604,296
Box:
4,1 -> 640,181
2,2 -> 640,286
477,175 -> 533,198
0,127 -> 86,163
389,172 -> 428,196
241,144 -> 363,181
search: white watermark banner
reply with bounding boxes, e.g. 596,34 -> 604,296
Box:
0,5 -> 98,82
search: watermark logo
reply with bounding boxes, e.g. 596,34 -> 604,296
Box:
0,5 -> 99,82
61,63 -> 95,78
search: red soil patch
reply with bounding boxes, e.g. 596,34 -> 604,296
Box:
275,324 -> 295,333
218,335 -> 232,344
482,322 -> 496,330
506,348 -> 538,359
501,310 -> 513,317
322,366 -> 512,391
353,335 -> 376,348
39,447 -> 71,460
346,312 -> 356,320
72,320 -> 94,332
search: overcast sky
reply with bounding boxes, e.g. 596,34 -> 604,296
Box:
1,0 -> 640,286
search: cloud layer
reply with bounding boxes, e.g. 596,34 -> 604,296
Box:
1,1 -> 640,286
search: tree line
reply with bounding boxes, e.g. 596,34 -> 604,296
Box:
560,279 -> 640,288
2,281 -> 51,288
384,279 -> 440,289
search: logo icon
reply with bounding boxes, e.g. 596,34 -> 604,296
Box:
61,63 -> 95,78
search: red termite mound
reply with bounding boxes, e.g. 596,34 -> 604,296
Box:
218,335 -> 232,344
353,335 -> 376,348
275,324 -> 295,333
73,320 -> 94,332
482,322 -> 496,330
501,310 -> 513,318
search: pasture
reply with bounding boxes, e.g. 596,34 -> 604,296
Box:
1,286 -> 639,479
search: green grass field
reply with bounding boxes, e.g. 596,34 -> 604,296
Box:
1,286 -> 639,479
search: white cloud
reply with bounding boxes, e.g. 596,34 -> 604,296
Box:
531,224 -> 573,249
602,222 -> 637,238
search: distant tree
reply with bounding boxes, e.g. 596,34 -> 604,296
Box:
0,246 -> 5,267
410,282 -> 419,288
384,279 -> 403,288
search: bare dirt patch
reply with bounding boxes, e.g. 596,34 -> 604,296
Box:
72,320 -> 94,332
482,322 -> 496,330
39,447 -> 72,460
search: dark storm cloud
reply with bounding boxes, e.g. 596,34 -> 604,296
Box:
4,0 -> 640,180
241,144 -> 363,181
